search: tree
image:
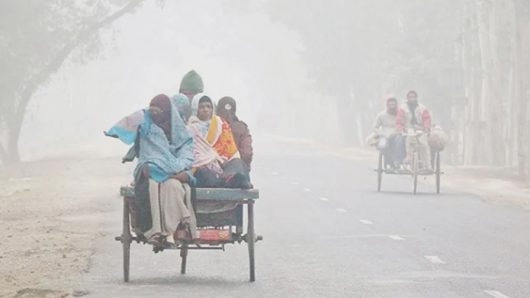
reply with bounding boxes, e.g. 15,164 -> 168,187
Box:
264,0 -> 463,145
0,0 -> 145,165
514,0 -> 530,179
262,0 -> 530,177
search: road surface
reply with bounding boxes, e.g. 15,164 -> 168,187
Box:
74,141 -> 530,298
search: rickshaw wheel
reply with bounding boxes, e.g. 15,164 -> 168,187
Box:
435,152 -> 441,194
122,198 -> 132,282
377,152 -> 383,192
247,201 -> 256,282
412,152 -> 419,195
180,243 -> 188,274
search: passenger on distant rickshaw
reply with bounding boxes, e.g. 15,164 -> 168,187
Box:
372,97 -> 406,172
397,90 -> 433,173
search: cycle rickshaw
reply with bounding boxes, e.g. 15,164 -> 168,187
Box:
115,186 -> 262,282
375,130 -> 442,194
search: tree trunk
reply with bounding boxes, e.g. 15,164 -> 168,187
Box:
475,0 -> 506,166
515,0 -> 530,180
1,0 -> 145,165
6,122 -> 21,165
487,1 -> 505,166
464,0 -> 484,165
0,143 -> 7,165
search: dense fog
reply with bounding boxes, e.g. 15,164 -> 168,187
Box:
1,0 -> 530,175
3,2 -> 530,297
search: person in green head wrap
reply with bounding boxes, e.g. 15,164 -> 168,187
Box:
179,70 -> 204,103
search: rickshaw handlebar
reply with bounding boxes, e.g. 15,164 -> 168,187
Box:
402,130 -> 426,137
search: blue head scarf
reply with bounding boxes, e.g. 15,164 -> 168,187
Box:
134,95 -> 194,182
171,93 -> 192,123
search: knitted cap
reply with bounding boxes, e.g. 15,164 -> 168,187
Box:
179,70 -> 204,93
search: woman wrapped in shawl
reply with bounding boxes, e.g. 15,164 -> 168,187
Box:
106,94 -> 198,245
188,94 -> 252,189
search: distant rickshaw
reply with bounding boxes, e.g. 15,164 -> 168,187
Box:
375,129 -> 444,194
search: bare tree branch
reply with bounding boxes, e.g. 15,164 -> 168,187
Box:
16,0 -> 145,119
5,0 -> 146,163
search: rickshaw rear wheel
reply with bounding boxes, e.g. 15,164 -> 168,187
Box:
247,201 -> 256,282
377,152 -> 383,192
122,198 -> 132,282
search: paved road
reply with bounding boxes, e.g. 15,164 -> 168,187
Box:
75,141 -> 530,297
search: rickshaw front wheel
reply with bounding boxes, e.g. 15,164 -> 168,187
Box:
435,152 -> 441,194
412,152 -> 419,195
377,152 -> 383,192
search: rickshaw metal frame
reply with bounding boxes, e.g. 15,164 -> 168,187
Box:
115,186 -> 261,282
375,131 -> 442,194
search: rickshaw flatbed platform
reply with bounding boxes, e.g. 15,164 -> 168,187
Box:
375,150 -> 443,194
116,185 -> 261,282
120,186 -> 259,201
374,168 -> 443,176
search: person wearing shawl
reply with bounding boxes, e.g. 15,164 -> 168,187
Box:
188,94 -> 252,189
106,94 -> 198,245
216,96 -> 253,172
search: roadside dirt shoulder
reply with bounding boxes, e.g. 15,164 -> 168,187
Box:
0,157 -> 131,298
330,145 -> 530,209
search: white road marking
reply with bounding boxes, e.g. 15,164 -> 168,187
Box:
319,197 -> 329,201
388,235 -> 405,241
336,208 -> 348,213
484,290 -> 510,298
360,219 -> 373,225
290,181 -> 299,185
272,171 -> 279,176
321,234 -> 392,239
424,256 -> 445,264
303,188 -> 311,192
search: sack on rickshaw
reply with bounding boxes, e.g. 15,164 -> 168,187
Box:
428,126 -> 448,152
365,132 -> 379,147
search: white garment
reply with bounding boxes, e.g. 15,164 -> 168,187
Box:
374,110 -> 399,137
143,179 -> 198,240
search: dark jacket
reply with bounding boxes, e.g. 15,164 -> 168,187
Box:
229,119 -> 253,171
